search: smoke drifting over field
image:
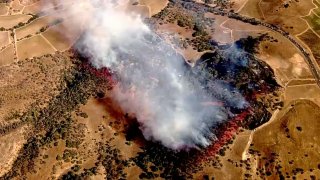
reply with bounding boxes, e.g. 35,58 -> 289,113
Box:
46,0 -> 247,150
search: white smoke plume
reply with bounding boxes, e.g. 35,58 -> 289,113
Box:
44,0 -> 247,150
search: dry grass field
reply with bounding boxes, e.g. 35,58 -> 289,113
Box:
285,84 -> 320,105
0,3 -> 8,15
127,4 -> 150,17
15,15 -> 57,40
250,99 -> 320,179
229,0 -> 249,12
0,44 -> 15,66
314,0 -> 320,16
22,2 -> 42,15
238,0 -> 264,20
0,14 -> 31,29
299,29 -> 320,66
41,22 -> 81,52
239,0 -> 316,35
11,0 -> 24,14
303,12 -> 320,35
20,0 -> 40,6
139,0 -> 168,16
222,18 -> 265,32
17,34 -> 56,60
258,32 -> 313,86
0,31 -> 10,49
298,1 -> 320,66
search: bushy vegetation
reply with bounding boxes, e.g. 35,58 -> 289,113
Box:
98,142 -> 129,180
1,54 -> 111,179
190,35 -> 214,52
192,22 -> 208,37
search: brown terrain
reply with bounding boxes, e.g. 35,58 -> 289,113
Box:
0,0 -> 319,179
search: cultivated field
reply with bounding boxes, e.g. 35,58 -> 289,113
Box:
15,15 -> 57,40
42,22 -> 81,52
17,35 -> 56,60
139,0 -> 169,16
0,31 -> 9,49
0,44 -> 15,66
0,14 -> 31,29
0,3 -> 8,15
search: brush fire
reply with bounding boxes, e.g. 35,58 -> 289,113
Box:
47,0 -> 279,151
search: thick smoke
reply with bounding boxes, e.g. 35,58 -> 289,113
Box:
45,0 -> 247,150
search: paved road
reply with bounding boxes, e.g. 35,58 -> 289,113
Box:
180,0 -> 320,87
222,11 -> 320,87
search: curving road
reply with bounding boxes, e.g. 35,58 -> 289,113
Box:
179,0 -> 320,87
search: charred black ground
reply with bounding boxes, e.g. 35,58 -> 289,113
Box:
123,35 -> 281,179
193,36 -> 280,129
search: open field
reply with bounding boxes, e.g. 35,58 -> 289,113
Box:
314,0 -> 320,16
20,0 -> 40,6
15,15 -> 58,40
285,84 -> 320,105
250,99 -> 320,179
204,13 -> 234,44
139,0 -> 169,16
22,1 -> 42,15
0,44 -> 15,66
0,31 -> 9,49
298,29 -> 320,66
240,0 -> 315,35
0,3 -> 8,15
222,17 -> 266,32
238,0 -> 264,20
258,32 -> 313,86
17,34 -> 56,60
303,11 -> 320,36
0,14 -> 31,29
41,22 -> 80,52
261,0 -> 313,35
11,0 -> 24,14
229,0 -> 249,12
